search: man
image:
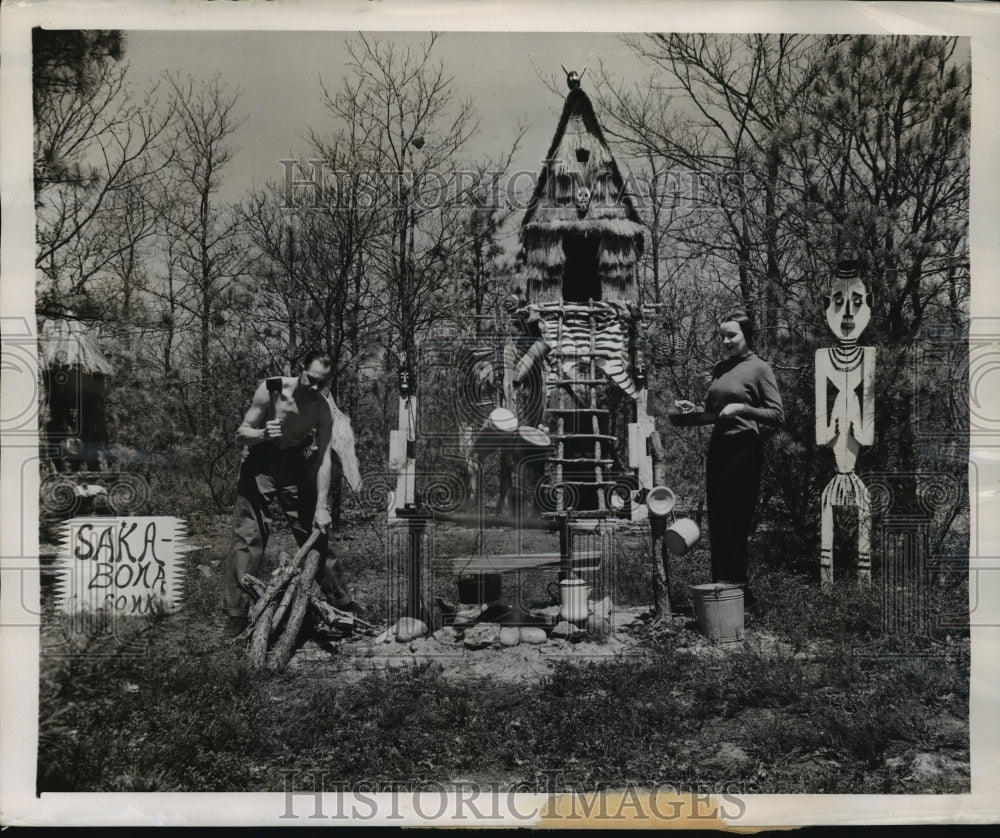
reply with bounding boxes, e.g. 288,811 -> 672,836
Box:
222,350 -> 354,638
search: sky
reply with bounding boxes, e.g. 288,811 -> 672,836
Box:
123,30 -> 657,214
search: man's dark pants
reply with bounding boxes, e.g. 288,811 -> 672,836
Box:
224,441 -> 350,617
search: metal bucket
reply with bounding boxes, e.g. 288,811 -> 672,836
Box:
472,408 -> 518,458
690,583 -> 744,646
646,485 -> 676,517
664,517 -> 700,555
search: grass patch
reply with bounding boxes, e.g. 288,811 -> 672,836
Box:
37,516 -> 970,794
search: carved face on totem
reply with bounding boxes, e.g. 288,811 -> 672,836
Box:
825,274 -> 871,342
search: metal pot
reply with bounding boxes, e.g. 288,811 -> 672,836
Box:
457,572 -> 502,604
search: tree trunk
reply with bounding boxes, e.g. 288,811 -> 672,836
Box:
764,145 -> 782,346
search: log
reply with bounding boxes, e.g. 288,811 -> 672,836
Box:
248,566 -> 299,625
652,573 -> 671,622
652,534 -> 673,621
268,548 -> 321,671
248,530 -> 319,624
228,574 -> 270,644
249,603 -> 276,669
270,575 -> 300,638
310,596 -> 352,630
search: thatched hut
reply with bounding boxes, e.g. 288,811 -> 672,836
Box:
520,84 -> 644,303
39,318 -> 114,472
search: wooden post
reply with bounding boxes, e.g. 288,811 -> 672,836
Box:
388,393 -> 417,523
557,513 -> 572,582
406,517 -> 430,626
648,429 -> 671,619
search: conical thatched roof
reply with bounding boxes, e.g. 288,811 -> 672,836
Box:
520,86 -> 644,297
39,318 -> 114,376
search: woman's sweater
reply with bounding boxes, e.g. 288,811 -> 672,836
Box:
705,352 -> 784,437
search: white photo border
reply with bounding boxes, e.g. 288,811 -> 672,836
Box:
2,0 -> 999,826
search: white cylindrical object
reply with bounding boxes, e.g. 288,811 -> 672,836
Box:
513,339 -> 551,384
559,578 -> 591,623
472,407 -> 518,458
488,407 -> 518,432
664,517 -> 700,555
646,485 -> 676,517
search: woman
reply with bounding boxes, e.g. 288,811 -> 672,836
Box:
677,312 -> 784,609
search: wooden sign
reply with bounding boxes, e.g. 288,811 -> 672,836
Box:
53,516 -> 188,615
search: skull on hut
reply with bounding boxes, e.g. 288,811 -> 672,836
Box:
575,185 -> 592,217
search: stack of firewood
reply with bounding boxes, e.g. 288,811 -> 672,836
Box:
236,530 -> 373,670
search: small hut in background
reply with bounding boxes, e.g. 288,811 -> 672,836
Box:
520,83 -> 645,304
39,318 -> 114,472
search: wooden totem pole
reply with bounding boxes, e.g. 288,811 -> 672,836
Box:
815,262 -> 875,587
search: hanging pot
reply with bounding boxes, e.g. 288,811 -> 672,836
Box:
457,572 -> 502,605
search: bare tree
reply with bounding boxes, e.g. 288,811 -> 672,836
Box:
318,33 -> 485,365
33,30 -> 174,317
155,73 -> 248,430
597,34 -> 826,345
242,84 -> 397,394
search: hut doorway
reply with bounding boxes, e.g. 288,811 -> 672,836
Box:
562,234 -> 601,302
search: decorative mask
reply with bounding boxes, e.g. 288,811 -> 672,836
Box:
575,186 -> 591,217
825,271 -> 871,342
